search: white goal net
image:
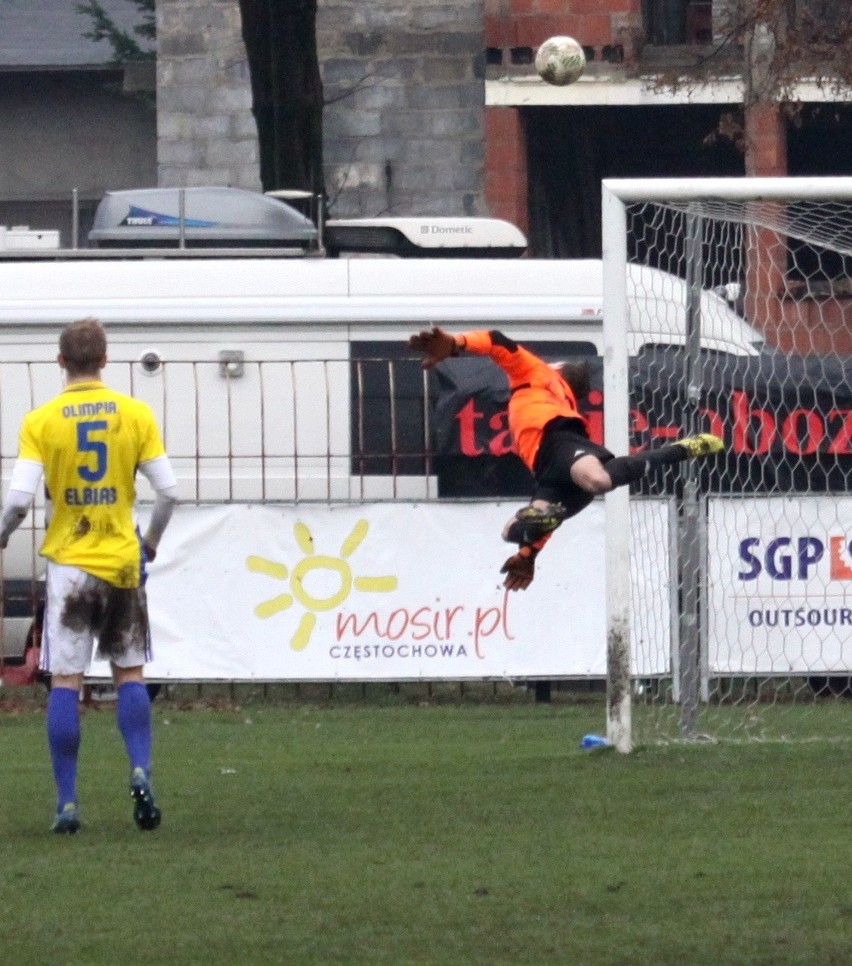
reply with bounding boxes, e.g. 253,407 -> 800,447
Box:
602,177 -> 852,751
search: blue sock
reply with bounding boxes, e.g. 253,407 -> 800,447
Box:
47,687 -> 81,810
116,681 -> 153,774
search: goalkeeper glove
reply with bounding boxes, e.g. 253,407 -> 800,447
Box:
500,546 -> 537,592
407,326 -> 459,368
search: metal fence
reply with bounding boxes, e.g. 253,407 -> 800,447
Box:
0,353 -> 444,669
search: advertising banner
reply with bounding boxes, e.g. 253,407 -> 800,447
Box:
91,502 -> 628,681
84,495 -> 851,681
708,496 -> 852,674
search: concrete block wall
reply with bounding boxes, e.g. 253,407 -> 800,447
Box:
156,0 -> 486,217
156,0 -> 261,191
317,0 -> 486,217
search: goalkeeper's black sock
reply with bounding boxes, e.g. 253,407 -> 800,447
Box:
605,444 -> 688,489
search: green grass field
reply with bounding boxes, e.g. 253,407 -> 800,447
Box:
1,689 -> 851,965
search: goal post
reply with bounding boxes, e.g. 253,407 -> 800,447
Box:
602,176 -> 852,752
601,185 -> 632,752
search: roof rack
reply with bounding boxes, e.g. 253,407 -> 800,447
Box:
0,187 -> 527,260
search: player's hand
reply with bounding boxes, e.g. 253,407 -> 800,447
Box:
142,541 -> 157,563
408,327 -> 458,369
500,551 -> 535,591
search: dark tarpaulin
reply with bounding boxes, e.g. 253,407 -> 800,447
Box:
430,348 -> 852,498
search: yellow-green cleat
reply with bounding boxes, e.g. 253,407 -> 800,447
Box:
506,503 -> 568,545
674,433 -> 724,458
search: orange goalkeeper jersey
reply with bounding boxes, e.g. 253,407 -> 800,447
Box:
456,330 -> 589,471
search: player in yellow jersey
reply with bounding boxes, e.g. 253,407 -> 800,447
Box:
409,327 -> 724,591
0,318 -> 178,833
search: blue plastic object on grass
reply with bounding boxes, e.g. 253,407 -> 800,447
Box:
581,734 -> 609,750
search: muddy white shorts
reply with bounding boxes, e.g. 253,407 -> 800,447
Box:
39,562 -> 152,676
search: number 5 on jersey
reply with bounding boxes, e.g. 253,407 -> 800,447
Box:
77,420 -> 108,482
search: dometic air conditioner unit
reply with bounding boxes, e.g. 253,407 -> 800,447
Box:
88,187 -> 319,249
323,217 -> 527,257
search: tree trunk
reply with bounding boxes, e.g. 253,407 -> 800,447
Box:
239,0 -> 324,196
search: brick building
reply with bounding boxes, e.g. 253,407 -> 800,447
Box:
482,0 -> 852,251
481,0 -> 852,353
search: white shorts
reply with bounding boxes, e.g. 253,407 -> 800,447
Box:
40,562 -> 152,676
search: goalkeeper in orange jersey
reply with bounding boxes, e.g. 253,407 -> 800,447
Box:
408,327 -> 723,591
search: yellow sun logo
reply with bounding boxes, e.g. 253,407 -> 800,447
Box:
247,519 -> 397,651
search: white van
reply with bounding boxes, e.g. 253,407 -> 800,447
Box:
0,238 -> 763,498
0,249 -> 762,497
0,205 -> 764,659
0,252 -> 762,350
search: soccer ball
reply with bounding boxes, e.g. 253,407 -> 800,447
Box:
535,36 -> 586,87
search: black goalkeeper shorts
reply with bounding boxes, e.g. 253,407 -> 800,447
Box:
531,417 -> 614,520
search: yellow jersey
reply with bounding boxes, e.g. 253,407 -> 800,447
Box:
19,380 -> 167,588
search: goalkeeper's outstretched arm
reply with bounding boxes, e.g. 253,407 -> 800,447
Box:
407,326 -> 460,368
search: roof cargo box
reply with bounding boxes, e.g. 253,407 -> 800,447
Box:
88,187 -> 318,248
